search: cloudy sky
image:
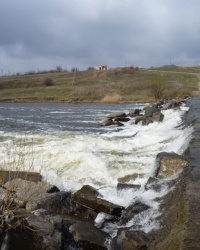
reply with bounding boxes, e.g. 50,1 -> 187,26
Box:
0,0 -> 200,74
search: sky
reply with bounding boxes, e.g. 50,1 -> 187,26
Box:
1,0 -> 200,74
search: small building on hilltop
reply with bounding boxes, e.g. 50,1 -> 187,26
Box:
98,65 -> 107,70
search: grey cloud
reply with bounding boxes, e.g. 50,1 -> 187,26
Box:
1,0 -> 200,73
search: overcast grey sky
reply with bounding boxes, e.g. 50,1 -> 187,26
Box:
0,0 -> 200,74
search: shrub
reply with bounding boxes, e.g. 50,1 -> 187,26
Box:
44,77 -> 53,86
148,76 -> 166,101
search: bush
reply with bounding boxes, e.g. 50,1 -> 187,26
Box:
44,78 -> 53,86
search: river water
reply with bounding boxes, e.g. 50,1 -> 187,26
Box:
0,102 -> 193,233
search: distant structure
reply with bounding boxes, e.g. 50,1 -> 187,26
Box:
98,65 -> 107,70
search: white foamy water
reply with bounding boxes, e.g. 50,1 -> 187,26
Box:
0,102 -> 193,233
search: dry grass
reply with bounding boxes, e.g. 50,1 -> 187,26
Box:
101,93 -> 123,103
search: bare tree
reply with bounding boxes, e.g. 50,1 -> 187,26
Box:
148,76 -> 166,101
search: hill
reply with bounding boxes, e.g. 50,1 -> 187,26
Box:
0,66 -> 198,103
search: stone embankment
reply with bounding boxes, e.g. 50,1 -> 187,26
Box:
0,98 -> 198,249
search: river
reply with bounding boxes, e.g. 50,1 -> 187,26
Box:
0,102 -> 193,233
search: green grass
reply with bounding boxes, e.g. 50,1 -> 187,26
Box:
0,67 -> 198,102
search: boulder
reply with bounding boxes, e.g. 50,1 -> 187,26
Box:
107,112 -> 127,119
26,191 -> 98,221
69,221 -> 111,250
4,178 -> 58,204
114,117 -> 130,122
145,107 -> 160,117
152,112 -> 164,122
119,202 -> 150,225
72,192 -> 125,217
100,118 -> 114,126
128,109 -> 141,117
110,229 -> 149,250
154,152 -> 190,178
26,191 -> 72,212
0,170 -> 42,185
76,185 -> 101,197
135,116 -> 153,125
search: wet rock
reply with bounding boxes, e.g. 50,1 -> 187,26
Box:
152,112 -> 164,122
107,112 -> 127,119
110,229 -> 149,250
145,177 -> 162,192
114,121 -> 124,126
145,107 -> 160,117
72,192 -> 125,217
76,185 -> 101,197
135,116 -> 153,125
117,183 -> 141,191
119,202 -> 150,225
69,221 -> 111,250
128,109 -> 141,117
114,117 -> 130,122
154,152 -> 190,178
100,118 -> 114,126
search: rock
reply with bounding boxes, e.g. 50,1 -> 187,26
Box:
72,192 -> 125,217
135,115 -> 153,125
26,191 -> 72,212
152,111 -> 164,122
145,177 -> 162,192
110,229 -> 149,250
154,152 -> 190,178
114,117 -> 130,122
4,178 -> 55,203
128,109 -> 141,117
26,191 -> 98,221
100,118 -> 114,126
119,202 -> 150,225
76,185 -> 101,197
114,121 -> 124,126
162,99 -> 184,110
26,214 -> 61,249
62,218 -> 83,249
145,107 -> 160,117
107,112 -> 127,119
0,170 -> 42,185
117,183 -> 141,191
69,221 -> 111,250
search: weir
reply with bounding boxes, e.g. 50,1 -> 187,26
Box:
183,97 -> 200,249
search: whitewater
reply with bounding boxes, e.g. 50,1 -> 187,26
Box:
0,102 -> 193,233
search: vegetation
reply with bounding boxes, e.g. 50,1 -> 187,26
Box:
0,66 -> 198,103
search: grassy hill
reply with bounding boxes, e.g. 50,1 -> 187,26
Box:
0,66 -> 198,103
